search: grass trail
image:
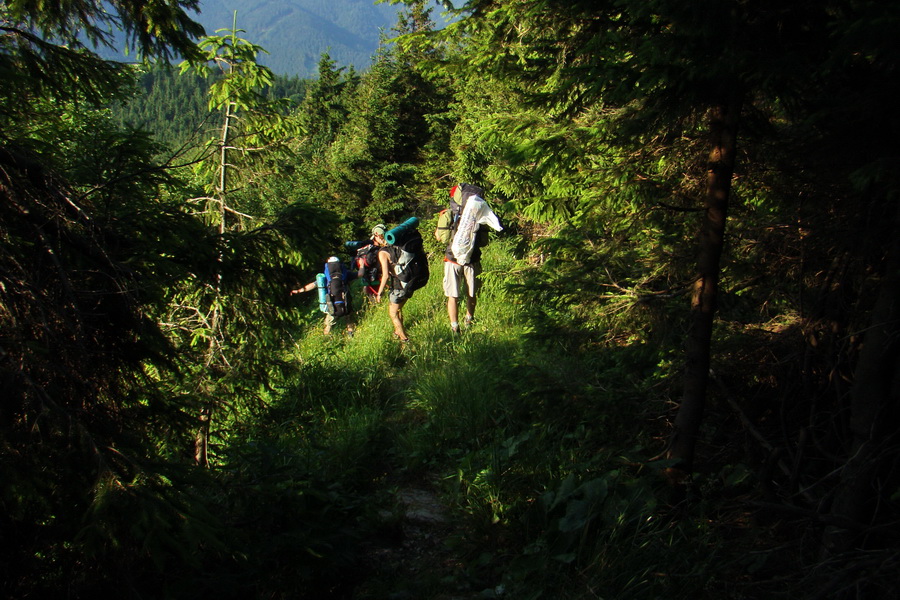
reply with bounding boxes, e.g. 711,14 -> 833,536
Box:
271,240 -> 746,599
280,240 -> 543,597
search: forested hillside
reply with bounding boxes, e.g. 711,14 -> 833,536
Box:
109,64 -> 310,151
90,0 -> 434,77
2,0 -> 899,599
174,0 -> 409,76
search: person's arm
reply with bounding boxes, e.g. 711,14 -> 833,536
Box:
376,250 -> 391,301
290,280 -> 316,295
346,263 -> 359,282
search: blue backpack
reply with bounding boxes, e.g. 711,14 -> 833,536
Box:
324,258 -> 351,317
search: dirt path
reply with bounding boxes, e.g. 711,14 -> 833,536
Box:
353,479 -> 488,600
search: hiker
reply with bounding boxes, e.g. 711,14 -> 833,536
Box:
372,223 -> 413,342
435,183 -> 503,334
291,256 -> 356,336
348,236 -> 383,300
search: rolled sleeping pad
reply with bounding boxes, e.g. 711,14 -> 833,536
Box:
315,272 -> 328,313
344,240 -> 369,251
385,217 -> 420,245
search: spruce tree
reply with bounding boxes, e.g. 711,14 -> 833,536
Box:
403,0 -> 862,474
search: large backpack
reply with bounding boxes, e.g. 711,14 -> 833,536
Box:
436,183 -> 491,259
389,228 -> 430,297
324,258 -> 351,317
353,242 -> 382,292
434,208 -> 454,245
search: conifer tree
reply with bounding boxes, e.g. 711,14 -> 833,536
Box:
298,52 -> 355,153
0,0 -> 220,594
177,15 -> 326,466
400,0 -> 858,475
309,1 -> 454,228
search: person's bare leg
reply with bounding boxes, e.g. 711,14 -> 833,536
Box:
465,296 -> 477,323
447,296 -> 460,332
390,301 -> 408,340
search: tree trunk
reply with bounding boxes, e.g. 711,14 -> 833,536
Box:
665,95 -> 742,478
824,203 -> 900,553
193,101 -> 233,467
194,404 -> 211,467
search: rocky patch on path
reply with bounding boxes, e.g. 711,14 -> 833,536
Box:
353,483 -> 483,600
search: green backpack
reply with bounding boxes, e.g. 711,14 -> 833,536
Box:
435,208 -> 454,245
435,183 -> 492,250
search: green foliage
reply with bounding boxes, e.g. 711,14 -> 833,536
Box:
0,76 -> 213,600
1,4 -> 346,596
5,0 -> 900,598
287,38 -> 454,233
2,0 -> 205,61
323,45 -> 444,224
187,20 -> 278,111
244,236 -> 762,599
107,64 -> 310,153
297,53 -> 356,149
196,433 -> 367,598
179,17 -> 300,203
0,0 -> 203,109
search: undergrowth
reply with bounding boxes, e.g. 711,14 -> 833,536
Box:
226,238 -> 807,599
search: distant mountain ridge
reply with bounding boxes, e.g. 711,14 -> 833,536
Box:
92,0 -> 439,78
192,0 -> 403,77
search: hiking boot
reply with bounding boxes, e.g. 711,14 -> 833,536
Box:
463,315 -> 476,328
450,324 -> 460,335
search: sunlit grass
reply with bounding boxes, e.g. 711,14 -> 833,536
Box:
261,237 -> 738,599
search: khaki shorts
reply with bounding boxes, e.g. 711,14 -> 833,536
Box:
389,288 -> 410,303
443,260 -> 481,298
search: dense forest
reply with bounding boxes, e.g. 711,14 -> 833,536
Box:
109,65 -> 311,150
2,0 -> 899,598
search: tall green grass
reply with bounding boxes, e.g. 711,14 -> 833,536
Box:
244,237 -> 759,599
